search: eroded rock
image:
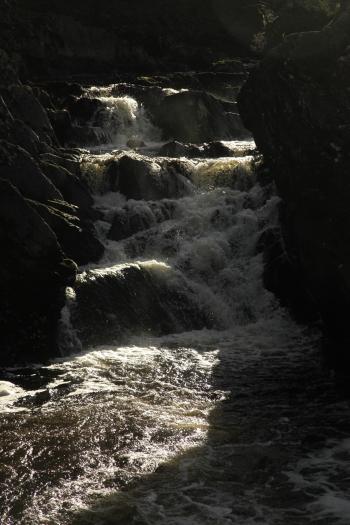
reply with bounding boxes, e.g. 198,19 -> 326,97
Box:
0,179 -> 77,364
238,6 -> 350,354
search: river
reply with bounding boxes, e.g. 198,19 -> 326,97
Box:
0,82 -> 349,525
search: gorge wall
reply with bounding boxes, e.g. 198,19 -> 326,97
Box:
239,5 -> 350,363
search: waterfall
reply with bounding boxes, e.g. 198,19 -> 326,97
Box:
86,86 -> 160,148
1,82 -> 349,525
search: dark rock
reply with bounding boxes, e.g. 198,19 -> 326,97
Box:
238,6 -> 350,354
10,119 -> 41,155
39,152 -> 81,176
39,160 -> 95,218
47,108 -> 73,146
72,262 -> 215,347
257,225 -> 319,324
0,141 -> 62,202
0,95 -> 41,155
80,152 -> 193,199
67,96 -> 104,125
206,141 -> 235,158
0,178 -> 76,364
153,90 -> 248,142
117,153 -> 192,200
159,140 -> 251,159
31,87 -> 54,110
159,141 -> 204,158
43,82 -> 85,101
0,48 -> 19,86
2,84 -> 56,142
265,1 -> 340,50
30,200 -> 104,265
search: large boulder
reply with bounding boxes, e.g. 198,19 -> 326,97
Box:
71,262 -> 215,347
81,153 -> 193,199
153,90 -> 248,142
238,7 -> 350,358
158,140 -> 253,159
117,153 -> 192,200
0,179 -> 77,364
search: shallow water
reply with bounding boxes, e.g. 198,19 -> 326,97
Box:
1,83 -> 349,525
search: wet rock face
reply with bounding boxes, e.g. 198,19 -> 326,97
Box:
30,200 -> 104,265
153,91 -> 248,143
72,263 -> 215,348
238,7 -> 350,351
0,140 -> 62,202
80,152 -> 193,200
0,179 -> 77,364
1,85 -> 55,142
117,154 -> 192,201
158,140 -> 252,159
0,78 -> 103,364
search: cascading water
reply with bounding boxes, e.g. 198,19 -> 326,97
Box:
86,85 -> 160,149
1,83 -> 350,525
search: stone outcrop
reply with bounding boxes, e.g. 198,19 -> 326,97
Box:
0,179 -> 77,364
80,152 -> 193,200
152,90 -> 248,143
238,7 -> 350,359
72,263 -> 215,347
0,72 -> 103,363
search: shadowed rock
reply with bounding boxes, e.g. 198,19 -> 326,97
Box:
153,90 -> 248,142
30,200 -> 104,265
0,140 -> 62,202
0,178 -> 77,364
72,262 -> 215,347
238,6 -> 350,355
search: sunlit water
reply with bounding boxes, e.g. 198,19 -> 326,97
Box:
0,83 -> 349,525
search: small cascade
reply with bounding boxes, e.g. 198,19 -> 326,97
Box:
86,87 -> 160,148
65,149 -> 279,352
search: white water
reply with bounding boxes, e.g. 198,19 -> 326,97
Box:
1,84 -> 349,525
86,86 -> 160,148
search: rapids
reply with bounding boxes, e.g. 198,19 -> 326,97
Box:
0,83 -> 350,525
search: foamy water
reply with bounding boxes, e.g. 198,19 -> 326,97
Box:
86,86 -> 160,148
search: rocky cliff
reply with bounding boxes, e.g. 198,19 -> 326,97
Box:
239,6 -> 350,362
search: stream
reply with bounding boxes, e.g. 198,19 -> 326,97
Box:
0,81 -> 350,525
